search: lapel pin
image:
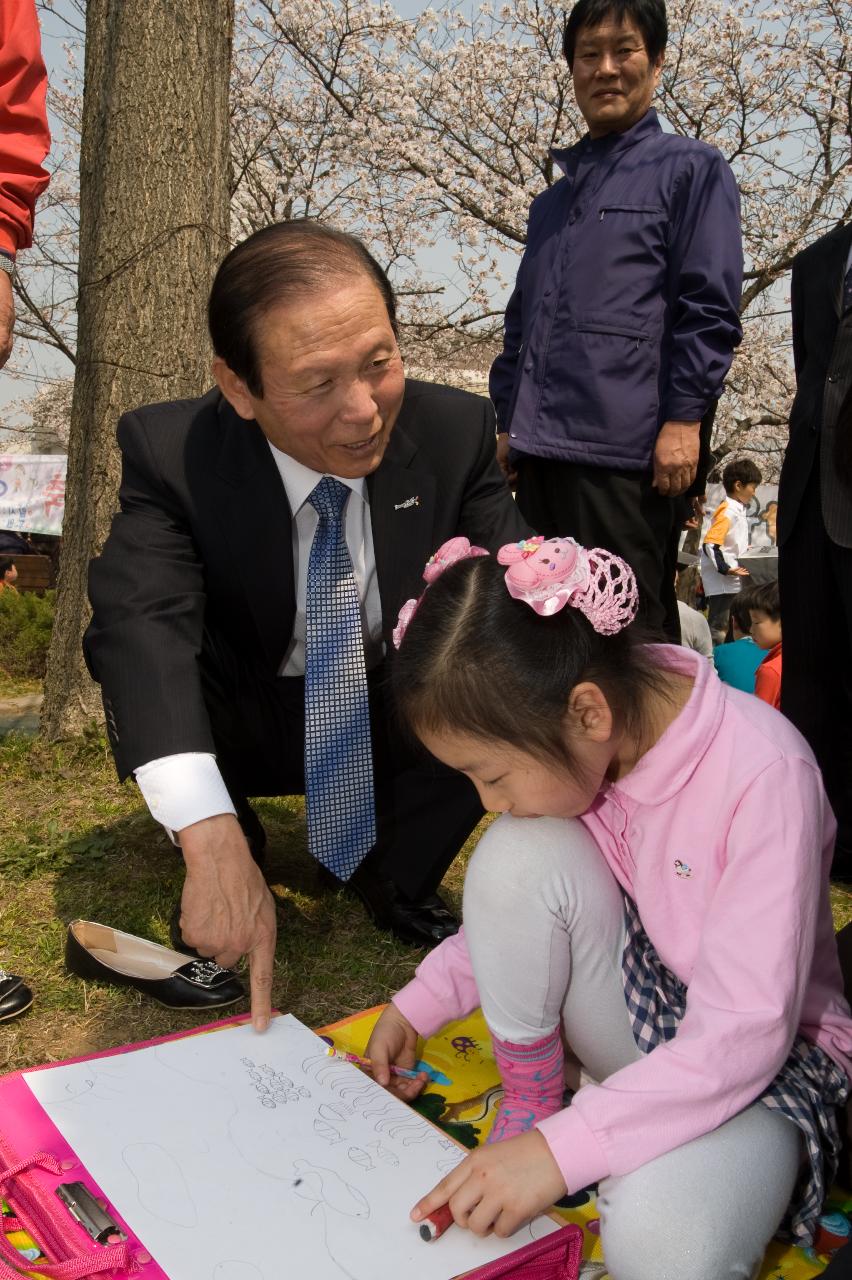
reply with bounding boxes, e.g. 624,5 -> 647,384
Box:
394,495 -> 420,511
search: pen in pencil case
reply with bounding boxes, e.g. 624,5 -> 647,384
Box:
325,1045 -> 423,1080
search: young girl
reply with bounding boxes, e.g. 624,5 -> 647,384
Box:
366,536 -> 852,1280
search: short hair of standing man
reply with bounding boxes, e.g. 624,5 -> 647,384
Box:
207,220 -> 399,399
562,0 -> 669,69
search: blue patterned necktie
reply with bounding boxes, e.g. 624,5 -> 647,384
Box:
304,476 -> 376,880
844,264 -> 852,315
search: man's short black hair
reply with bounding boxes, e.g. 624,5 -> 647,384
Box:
0,556 -> 15,578
563,0 -> 668,69
208,220 -> 399,399
721,457 -> 762,494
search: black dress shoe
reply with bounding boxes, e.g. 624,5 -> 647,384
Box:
65,920 -> 245,1010
319,865 -> 459,947
0,970 -> 33,1021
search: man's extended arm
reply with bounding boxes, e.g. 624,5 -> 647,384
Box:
654,151 -> 743,496
86,409 -> 276,1029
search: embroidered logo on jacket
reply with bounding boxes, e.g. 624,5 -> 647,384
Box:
674,859 -> 692,878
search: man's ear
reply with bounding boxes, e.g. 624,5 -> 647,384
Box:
565,682 -> 614,743
212,356 -> 256,422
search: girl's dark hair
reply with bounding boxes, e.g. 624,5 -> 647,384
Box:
208,220 -> 398,398
726,593 -> 753,640
393,555 -> 671,772
563,0 -> 668,69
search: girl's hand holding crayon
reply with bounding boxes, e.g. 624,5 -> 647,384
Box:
365,1004 -> 427,1102
410,1130 -> 567,1239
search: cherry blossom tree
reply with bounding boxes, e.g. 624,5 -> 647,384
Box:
12,0 -> 852,475
242,0 -> 851,470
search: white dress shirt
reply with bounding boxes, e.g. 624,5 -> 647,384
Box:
135,442 -> 383,835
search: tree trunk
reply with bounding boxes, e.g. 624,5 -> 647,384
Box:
41,1 -> 233,739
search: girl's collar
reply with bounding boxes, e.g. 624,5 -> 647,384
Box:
605,644 -> 724,807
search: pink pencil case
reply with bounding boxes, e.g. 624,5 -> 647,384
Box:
465,1222 -> 584,1279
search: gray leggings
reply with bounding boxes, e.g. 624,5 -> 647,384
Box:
462,815 -> 802,1280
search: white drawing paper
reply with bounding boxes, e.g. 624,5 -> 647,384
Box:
25,1015 -> 557,1279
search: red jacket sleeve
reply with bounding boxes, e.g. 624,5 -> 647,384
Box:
754,653 -> 782,709
0,0 -> 50,254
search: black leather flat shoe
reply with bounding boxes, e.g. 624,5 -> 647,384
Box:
65,920 -> 245,1010
318,865 -> 459,947
0,970 -> 33,1021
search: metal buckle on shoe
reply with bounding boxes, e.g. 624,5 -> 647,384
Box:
180,959 -> 230,988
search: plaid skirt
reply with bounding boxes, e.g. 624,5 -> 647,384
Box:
621,895 -> 850,1245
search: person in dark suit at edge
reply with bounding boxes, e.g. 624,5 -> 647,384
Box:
778,221 -> 852,881
85,221 -> 531,1030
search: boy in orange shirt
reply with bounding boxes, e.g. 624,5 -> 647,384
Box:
744,581 -> 783,709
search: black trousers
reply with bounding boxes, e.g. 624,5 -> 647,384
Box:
196,630 -> 483,901
779,459 -> 852,873
515,458 -> 680,639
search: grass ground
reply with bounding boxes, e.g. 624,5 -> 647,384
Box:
2,721 -> 852,1076
0,727 -> 476,1074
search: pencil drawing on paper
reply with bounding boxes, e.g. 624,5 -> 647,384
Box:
24,1016 -> 558,1280
122,1142 -> 198,1228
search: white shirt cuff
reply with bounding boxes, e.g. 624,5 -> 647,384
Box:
134,753 -> 237,835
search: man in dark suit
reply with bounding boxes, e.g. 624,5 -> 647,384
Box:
778,221 -> 852,879
85,221 -> 529,1029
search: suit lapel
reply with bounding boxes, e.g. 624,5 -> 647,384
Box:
215,400 -> 295,669
368,413 -> 436,629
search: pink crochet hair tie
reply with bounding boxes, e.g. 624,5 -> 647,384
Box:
392,536 -> 488,648
497,536 -> 638,634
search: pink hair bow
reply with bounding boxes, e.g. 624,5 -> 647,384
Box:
497,536 -> 638,634
392,536 -> 489,649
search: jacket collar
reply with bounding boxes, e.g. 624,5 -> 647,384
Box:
604,644 -> 724,808
212,384 -> 437,661
551,107 -> 662,175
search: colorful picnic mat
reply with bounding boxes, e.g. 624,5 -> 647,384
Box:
320,1004 -> 845,1279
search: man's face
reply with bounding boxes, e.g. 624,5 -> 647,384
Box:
216,276 -> 406,479
571,15 -> 663,138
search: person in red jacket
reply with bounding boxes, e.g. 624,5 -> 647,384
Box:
0,0 -> 49,1023
746,581 -> 783,710
0,0 -> 51,367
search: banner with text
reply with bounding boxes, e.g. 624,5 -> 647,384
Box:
0,454 -> 67,535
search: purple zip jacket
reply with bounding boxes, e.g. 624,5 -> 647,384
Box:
489,110 -> 743,471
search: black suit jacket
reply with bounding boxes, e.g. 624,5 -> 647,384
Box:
85,379 -> 530,778
778,222 -> 852,547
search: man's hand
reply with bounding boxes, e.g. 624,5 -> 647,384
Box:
653,420 -> 700,497
411,1129 -> 567,1239
496,433 -> 517,488
178,813 -> 277,1032
0,271 -> 15,369
365,1002 -> 426,1102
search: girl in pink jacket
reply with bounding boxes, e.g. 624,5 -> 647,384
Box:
367,535 -> 852,1279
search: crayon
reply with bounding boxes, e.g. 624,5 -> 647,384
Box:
325,1045 -> 422,1081
418,1203 -> 454,1242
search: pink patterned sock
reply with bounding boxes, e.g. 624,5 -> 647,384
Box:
487,1025 -> 565,1144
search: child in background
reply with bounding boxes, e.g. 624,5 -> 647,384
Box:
712,592 -> 765,693
0,556 -> 18,592
700,457 -> 762,643
748,579 -> 783,709
368,535 -> 852,1278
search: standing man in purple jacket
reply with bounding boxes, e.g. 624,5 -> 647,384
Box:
490,0 -> 743,637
